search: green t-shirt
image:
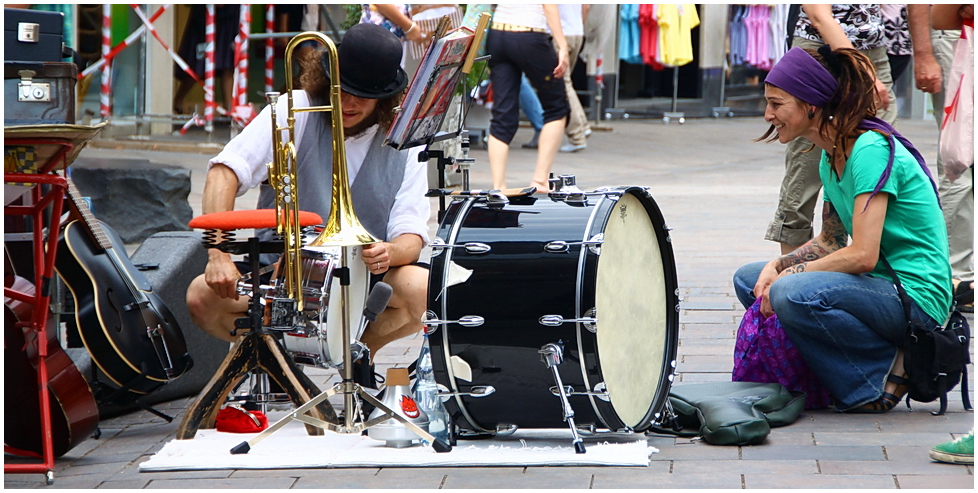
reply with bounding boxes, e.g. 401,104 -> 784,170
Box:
820,131 -> 952,323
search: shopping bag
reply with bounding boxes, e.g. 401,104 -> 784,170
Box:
939,23 -> 974,182
732,297 -> 832,409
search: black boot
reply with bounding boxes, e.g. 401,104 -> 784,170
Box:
351,358 -> 378,390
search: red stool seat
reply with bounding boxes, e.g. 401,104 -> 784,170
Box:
188,209 -> 323,231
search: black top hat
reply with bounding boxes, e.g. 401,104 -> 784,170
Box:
324,23 -> 408,100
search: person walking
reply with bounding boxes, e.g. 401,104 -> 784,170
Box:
485,4 -> 569,191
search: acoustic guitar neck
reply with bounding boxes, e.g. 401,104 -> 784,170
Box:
63,176 -> 113,253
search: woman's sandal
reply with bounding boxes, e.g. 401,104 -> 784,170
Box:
848,374 -> 910,414
952,279 -> 974,313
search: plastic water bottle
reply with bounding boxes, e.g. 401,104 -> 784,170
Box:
412,327 -> 451,445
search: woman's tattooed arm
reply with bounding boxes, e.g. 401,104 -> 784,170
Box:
775,202 -> 849,273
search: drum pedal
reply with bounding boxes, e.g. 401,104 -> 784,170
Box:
539,341 -> 586,454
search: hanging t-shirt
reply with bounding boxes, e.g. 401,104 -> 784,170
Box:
639,4 -> 664,70
657,4 -> 700,67
619,4 -> 643,65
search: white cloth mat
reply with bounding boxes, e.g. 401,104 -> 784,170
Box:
142,418 -> 655,471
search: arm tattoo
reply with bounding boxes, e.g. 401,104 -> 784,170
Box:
776,204 -> 846,271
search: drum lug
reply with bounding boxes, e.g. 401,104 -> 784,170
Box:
430,240 -> 492,255
538,313 -> 597,330
425,310 -> 485,329
546,383 -> 610,402
592,381 -> 611,402
543,235 -> 603,255
441,384 -> 496,399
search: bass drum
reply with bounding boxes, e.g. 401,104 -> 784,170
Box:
427,187 -> 679,433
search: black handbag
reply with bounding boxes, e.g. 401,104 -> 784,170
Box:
881,257 -> 973,415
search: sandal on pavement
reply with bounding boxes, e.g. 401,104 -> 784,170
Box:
848,374 -> 909,413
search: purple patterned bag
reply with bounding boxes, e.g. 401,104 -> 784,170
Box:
732,297 -> 833,409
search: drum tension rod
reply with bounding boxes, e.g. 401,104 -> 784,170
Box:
538,341 -> 586,454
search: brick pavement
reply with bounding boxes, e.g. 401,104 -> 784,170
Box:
5,116 -> 973,488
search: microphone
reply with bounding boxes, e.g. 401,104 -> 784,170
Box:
363,282 -> 393,323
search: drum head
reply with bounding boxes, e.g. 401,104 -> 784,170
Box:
594,191 -> 670,429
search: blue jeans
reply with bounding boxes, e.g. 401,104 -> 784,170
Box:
519,75 -> 543,132
733,261 -> 940,411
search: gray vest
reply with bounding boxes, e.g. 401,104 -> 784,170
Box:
256,105 -> 407,260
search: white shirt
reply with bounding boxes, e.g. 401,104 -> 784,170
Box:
209,90 -> 430,245
558,4 -> 584,37
492,5 -> 547,31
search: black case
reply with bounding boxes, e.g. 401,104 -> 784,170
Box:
4,61 -> 77,125
4,8 -> 65,62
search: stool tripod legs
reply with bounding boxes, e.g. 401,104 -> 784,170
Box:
176,333 -> 337,440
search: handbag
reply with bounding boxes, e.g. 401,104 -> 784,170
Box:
880,256 -> 973,415
732,297 -> 833,409
939,22 -> 973,182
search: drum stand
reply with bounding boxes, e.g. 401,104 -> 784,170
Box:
176,233 -> 338,440
230,244 -> 452,454
539,342 -> 586,454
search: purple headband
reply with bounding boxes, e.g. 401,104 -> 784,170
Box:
767,47 -> 940,208
766,47 -> 838,106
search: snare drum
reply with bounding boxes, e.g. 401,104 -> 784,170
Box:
427,187 -> 679,433
278,244 -> 370,368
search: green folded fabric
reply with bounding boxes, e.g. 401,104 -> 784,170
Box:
660,382 -> 806,445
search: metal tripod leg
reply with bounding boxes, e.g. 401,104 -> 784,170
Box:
231,381 -> 452,454
539,342 -> 586,454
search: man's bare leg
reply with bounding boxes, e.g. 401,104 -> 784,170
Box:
186,273 -> 250,343
358,264 -> 428,359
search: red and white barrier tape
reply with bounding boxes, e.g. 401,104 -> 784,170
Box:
130,4 -> 209,93
82,4 -> 169,79
204,5 -> 216,128
233,5 -> 250,110
265,5 -> 274,94
100,5 -> 112,117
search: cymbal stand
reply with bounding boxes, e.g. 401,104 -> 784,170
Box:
231,245 -> 452,454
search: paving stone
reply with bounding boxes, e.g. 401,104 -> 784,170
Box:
814,431 -> 956,447
895,474 -> 976,489
439,468 -> 541,489
674,343 -> 733,355
819,459 -> 973,476
760,430 -> 816,447
95,479 -> 151,489
745,474 -> 897,489
649,441 -> 741,461
681,301 -> 737,311
674,459 -> 818,476
145,477 -> 296,489
677,373 -> 731,383
681,312 -> 741,325
742,445 -> 886,461
592,471 -> 744,489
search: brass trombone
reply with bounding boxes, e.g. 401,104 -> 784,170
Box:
266,32 -> 380,312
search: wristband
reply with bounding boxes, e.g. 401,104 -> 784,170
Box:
405,22 -> 417,34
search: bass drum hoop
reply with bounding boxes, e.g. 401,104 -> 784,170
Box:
578,187 -> 679,431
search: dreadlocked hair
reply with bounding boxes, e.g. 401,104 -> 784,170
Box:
806,46 -> 880,164
296,47 -> 405,132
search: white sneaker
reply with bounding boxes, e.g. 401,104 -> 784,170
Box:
560,143 -> 587,153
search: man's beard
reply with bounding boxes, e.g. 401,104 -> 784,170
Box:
344,110 -> 380,138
